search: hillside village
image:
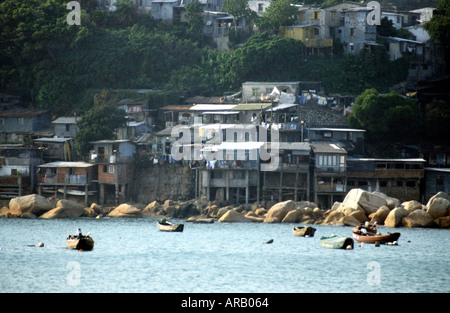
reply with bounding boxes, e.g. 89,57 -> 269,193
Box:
0,0 -> 449,215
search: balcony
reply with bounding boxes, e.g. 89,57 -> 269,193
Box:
303,38 -> 333,48
39,174 -> 88,185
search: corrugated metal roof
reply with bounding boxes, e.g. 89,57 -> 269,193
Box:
159,105 -> 193,111
38,161 -> 95,168
310,141 -> 347,154
265,103 -> 298,111
190,104 -> 236,111
51,117 -> 81,124
201,141 -> 265,151
309,128 -> 366,132
34,137 -> 73,143
348,158 -> 426,162
232,103 -> 272,111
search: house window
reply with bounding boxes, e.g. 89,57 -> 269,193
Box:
252,88 -> 258,97
109,165 -> 115,173
18,117 -> 24,125
350,28 -> 355,37
312,11 -> 320,20
0,118 -> 4,125
66,124 -> 70,132
258,3 -> 263,13
331,11 -> 336,20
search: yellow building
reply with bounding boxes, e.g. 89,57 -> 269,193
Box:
283,25 -> 333,48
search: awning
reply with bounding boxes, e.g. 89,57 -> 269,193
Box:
202,111 -> 239,115
201,141 -> 265,152
190,104 -> 236,111
265,103 -> 298,111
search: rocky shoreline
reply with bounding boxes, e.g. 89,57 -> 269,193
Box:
1,188 -> 449,229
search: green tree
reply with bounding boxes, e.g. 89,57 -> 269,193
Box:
74,103 -> 127,159
425,99 -> 450,144
114,0 -> 139,27
256,0 -> 298,33
424,0 -> 450,73
184,1 -> 204,42
0,0 -> 90,91
349,89 -> 423,148
223,0 -> 253,34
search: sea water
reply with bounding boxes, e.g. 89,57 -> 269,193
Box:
0,218 -> 448,293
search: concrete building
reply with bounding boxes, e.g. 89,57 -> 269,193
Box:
90,139 -> 136,205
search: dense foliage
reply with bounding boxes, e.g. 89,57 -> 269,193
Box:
0,0 -> 447,155
349,89 -> 423,145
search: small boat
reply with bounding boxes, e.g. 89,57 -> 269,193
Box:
352,231 -> 400,244
58,188 -> 96,196
157,219 -> 184,232
320,235 -> 354,249
352,222 -> 400,244
66,229 -> 94,251
293,226 -> 316,237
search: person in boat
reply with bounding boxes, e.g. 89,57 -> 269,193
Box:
353,222 -> 377,236
77,228 -> 83,239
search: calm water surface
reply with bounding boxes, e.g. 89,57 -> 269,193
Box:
0,218 -> 448,293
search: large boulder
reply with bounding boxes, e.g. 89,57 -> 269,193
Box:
281,209 -> 302,223
218,210 -> 251,222
402,200 -> 423,214
426,197 -> 449,219
107,204 -> 143,218
39,207 -> 68,219
9,194 -> 53,216
0,206 -> 11,218
339,215 -> 361,227
349,210 -> 368,223
402,210 -> 435,228
369,206 -> 390,225
342,188 -> 399,215
264,200 -> 295,223
435,216 -> 450,229
384,207 -> 408,228
216,207 -> 231,219
323,210 -> 345,225
55,199 -> 85,218
427,191 -> 450,204
244,212 -> 265,223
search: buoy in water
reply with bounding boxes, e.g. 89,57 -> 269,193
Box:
38,242 -> 44,247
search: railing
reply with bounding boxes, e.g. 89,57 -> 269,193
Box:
317,182 -> 346,192
39,174 -> 88,185
303,38 -> 333,48
315,165 -> 346,173
65,175 -> 87,184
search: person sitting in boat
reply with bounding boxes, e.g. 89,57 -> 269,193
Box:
353,222 -> 377,236
77,228 -> 83,239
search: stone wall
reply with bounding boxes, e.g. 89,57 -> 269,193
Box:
130,163 -> 196,204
